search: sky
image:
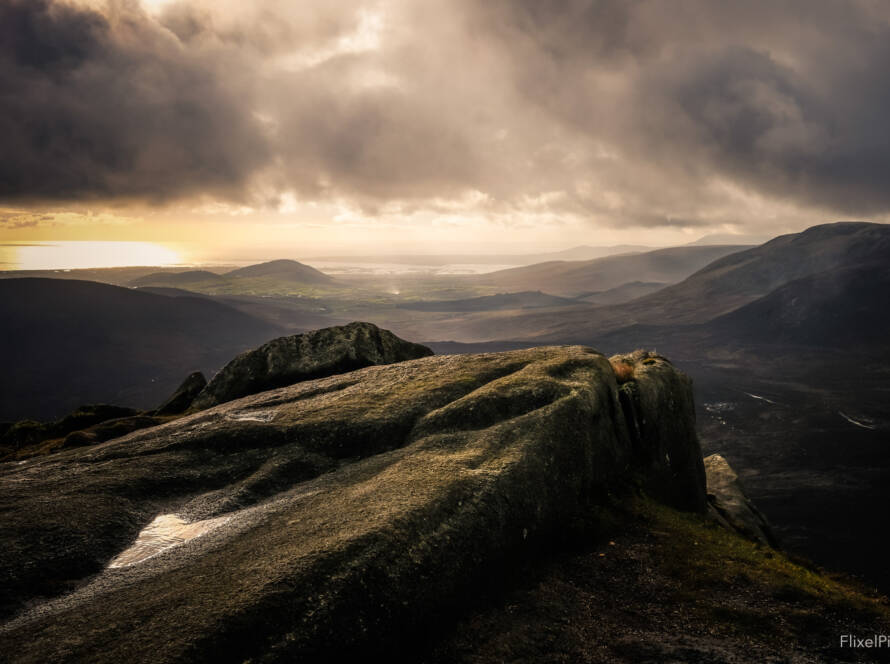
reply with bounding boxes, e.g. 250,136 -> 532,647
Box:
1,0 -> 890,262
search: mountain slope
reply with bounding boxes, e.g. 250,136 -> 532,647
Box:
706,261 -> 890,347
628,221 -> 890,324
533,221 -> 890,343
0,279 -> 281,419
474,245 -> 747,297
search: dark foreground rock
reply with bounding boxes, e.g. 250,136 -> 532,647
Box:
188,321 -> 434,411
1,346 -> 702,662
705,453 -> 779,547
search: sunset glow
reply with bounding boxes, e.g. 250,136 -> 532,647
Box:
2,242 -> 184,271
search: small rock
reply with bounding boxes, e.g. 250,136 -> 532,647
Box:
704,454 -> 779,547
153,372 -> 207,415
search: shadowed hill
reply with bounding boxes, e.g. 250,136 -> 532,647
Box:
0,278 -> 281,420
706,261 -> 890,348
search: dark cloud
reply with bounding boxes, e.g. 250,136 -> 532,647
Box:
466,0 -> 890,218
0,0 -> 269,203
1,0 -> 890,226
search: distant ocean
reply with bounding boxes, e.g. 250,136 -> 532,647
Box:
0,242 -> 184,271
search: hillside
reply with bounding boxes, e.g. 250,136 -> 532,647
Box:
473,245 -> 746,297
0,279 -> 281,420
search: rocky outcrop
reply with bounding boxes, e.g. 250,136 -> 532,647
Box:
152,371 -> 207,415
705,453 -> 778,547
188,322 -> 434,411
0,347 -> 704,662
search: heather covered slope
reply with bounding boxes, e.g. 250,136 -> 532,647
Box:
0,347 -> 705,661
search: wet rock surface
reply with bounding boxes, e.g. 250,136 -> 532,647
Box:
188,321 -> 434,411
0,346 -> 703,662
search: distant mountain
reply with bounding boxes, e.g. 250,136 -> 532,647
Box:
0,279 -> 281,420
395,222 -> 890,345
128,270 -> 225,287
397,291 -> 576,312
617,221 -> 890,326
225,259 -> 333,283
474,245 -> 747,297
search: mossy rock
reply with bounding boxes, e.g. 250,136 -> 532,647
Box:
0,346 -> 703,662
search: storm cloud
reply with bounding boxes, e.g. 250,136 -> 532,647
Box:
2,0 -> 890,228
